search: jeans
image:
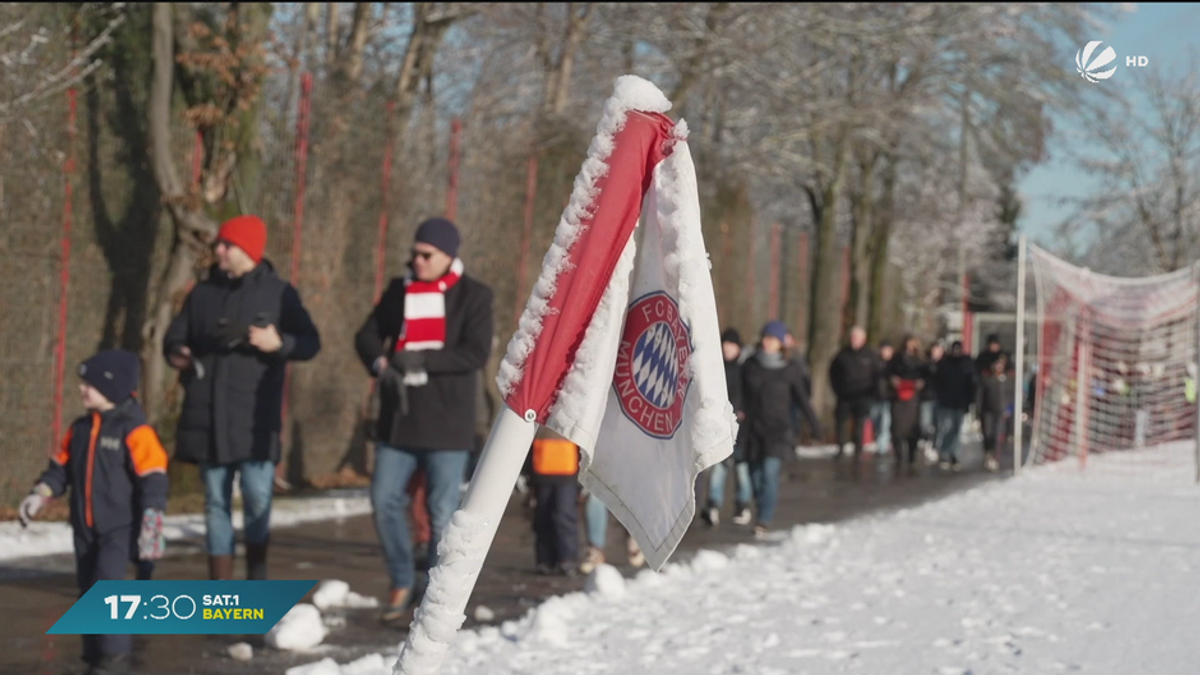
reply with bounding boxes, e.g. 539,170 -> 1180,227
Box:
371,444 -> 470,591
749,456 -> 783,526
870,402 -> 892,452
919,401 -> 937,441
707,457 -> 753,509
201,460 -> 275,556
936,407 -> 966,461
585,492 -> 608,549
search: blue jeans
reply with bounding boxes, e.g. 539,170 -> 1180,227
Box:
936,407 -> 966,461
371,444 -> 470,591
871,401 -> 892,451
707,458 -> 753,509
585,492 -> 608,549
750,456 -> 783,526
201,460 -> 275,556
919,401 -> 937,440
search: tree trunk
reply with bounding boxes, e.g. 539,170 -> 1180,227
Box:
807,137 -> 849,421
142,2 -> 219,425
846,149 -> 876,334
867,155 -> 896,341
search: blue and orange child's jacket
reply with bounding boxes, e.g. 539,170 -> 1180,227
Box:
37,397 -> 169,532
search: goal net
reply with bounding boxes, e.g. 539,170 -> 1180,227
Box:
1026,244 -> 1200,468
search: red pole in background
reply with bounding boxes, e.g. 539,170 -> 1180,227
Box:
280,72 -> 313,460
514,147 -> 538,327
840,245 -> 851,309
768,223 -> 782,320
374,101 -> 395,303
446,118 -> 461,220
51,88 -> 78,457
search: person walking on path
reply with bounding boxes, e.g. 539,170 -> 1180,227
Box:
887,335 -> 926,467
978,353 -> 1015,472
702,328 -> 753,528
580,492 -> 646,573
20,350 -> 168,675
919,342 -> 945,458
872,340 -> 895,455
742,321 -> 823,537
933,340 -> 978,470
164,215 -> 320,582
354,218 -> 494,622
829,326 -> 882,458
522,427 -> 581,576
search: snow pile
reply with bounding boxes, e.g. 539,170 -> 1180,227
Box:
312,580 -> 379,610
583,563 -> 625,599
289,442 -> 1200,674
266,604 -> 328,651
0,489 -> 372,562
226,642 -> 253,661
472,605 -> 495,623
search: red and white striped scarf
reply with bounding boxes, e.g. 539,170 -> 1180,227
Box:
395,258 -> 464,353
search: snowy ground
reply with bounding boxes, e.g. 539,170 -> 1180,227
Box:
289,444 -> 1200,675
0,488 -> 372,562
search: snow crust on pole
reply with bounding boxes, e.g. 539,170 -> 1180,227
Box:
496,76 -> 671,401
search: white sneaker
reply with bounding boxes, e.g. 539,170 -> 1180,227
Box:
938,460 -> 951,471
731,506 -> 753,526
985,456 -> 1000,472
701,506 -> 720,527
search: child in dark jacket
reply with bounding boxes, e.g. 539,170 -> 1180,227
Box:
18,350 -> 168,675
977,353 -> 1015,472
523,427 -> 581,576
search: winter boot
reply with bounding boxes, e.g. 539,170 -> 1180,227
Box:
626,535 -> 646,569
700,503 -> 719,528
246,539 -> 269,580
579,546 -> 605,575
208,554 -> 234,581
380,587 -> 412,624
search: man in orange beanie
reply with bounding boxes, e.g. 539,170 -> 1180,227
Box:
163,214 -> 320,582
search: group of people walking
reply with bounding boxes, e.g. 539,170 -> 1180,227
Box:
15,208 -> 1022,675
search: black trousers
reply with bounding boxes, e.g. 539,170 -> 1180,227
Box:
835,398 -> 872,453
891,400 -> 921,463
532,480 -> 580,568
74,525 -> 133,664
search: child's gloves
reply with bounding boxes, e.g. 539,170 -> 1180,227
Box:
18,483 -> 52,528
138,508 -> 166,561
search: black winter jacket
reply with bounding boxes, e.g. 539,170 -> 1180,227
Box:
355,274 -> 494,451
978,370 -> 1015,415
164,261 -> 321,465
933,355 -> 978,412
37,398 -> 169,533
742,354 -> 822,461
829,346 -> 883,402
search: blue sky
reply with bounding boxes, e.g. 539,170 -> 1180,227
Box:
1018,3 -> 1200,246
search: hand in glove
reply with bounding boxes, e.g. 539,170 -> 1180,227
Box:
138,508 -> 166,561
390,349 -> 426,374
19,483 -> 52,528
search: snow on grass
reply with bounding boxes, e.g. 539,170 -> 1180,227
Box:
0,488 -> 371,562
292,443 -> 1200,674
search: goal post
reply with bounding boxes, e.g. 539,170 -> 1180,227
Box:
1018,241 -> 1200,478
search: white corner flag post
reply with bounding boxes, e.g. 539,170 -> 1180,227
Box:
1013,233 -> 1027,475
392,75 -> 736,675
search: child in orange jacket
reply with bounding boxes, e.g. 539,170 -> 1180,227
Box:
523,427 -> 581,576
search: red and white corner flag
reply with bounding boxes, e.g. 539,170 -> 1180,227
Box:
498,75 -> 738,570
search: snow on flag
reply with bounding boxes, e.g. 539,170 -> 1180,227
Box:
497,75 -> 737,571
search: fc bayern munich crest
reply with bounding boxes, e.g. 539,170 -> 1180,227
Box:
612,291 -> 693,440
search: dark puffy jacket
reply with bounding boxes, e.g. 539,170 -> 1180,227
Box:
164,261 -> 321,465
919,358 -> 941,403
978,370 -> 1015,414
742,354 -> 822,461
933,355 -> 978,411
829,346 -> 883,402
37,398 -> 169,533
355,274 -> 494,451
